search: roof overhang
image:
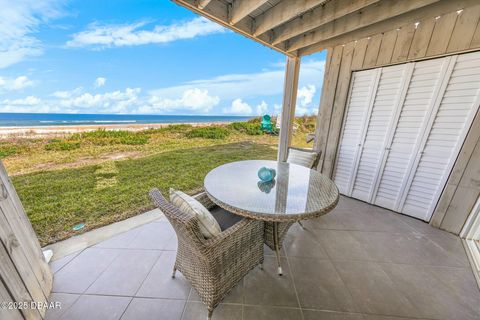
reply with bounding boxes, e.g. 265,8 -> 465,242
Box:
172,0 -> 477,56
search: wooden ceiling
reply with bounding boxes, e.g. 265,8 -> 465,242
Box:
172,0 -> 477,56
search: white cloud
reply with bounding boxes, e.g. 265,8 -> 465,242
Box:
140,88 -> 219,114
67,17 -> 226,49
295,84 -> 317,115
150,59 -> 325,103
256,101 -> 268,115
0,75 -> 34,91
0,96 -> 52,113
223,99 -> 253,115
297,85 -> 316,107
52,87 -> 83,98
94,77 -> 106,88
58,88 -> 141,113
0,0 -> 65,68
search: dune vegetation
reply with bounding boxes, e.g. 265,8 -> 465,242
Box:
1,116 -> 317,245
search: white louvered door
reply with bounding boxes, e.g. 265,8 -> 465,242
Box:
333,51 -> 480,221
399,52 -> 480,219
373,57 -> 453,212
333,69 -> 380,195
351,64 -> 413,202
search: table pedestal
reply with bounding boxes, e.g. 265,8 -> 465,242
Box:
272,222 -> 283,276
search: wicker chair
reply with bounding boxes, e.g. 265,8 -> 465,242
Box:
149,189 -> 264,319
264,148 -> 322,253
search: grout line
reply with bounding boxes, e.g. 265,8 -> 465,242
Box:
51,248 -> 85,275
117,296 -> 134,320
49,292 -> 81,320
284,248 -> 304,320
76,248 -> 124,295
132,251 -> 164,297
180,289 -> 191,320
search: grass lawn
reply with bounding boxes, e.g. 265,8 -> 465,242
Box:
2,117 -> 316,245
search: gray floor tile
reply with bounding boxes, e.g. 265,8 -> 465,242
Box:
317,229 -> 371,261
362,315 -> 427,320
303,309 -> 364,320
332,208 -> 412,234
94,227 -> 142,249
137,251 -> 191,299
86,249 -> 161,296
429,266 -> 480,312
283,224 -> 329,259
45,293 -> 80,320
182,302 -> 242,320
189,280 -> 243,304
244,256 -> 299,307
395,214 -> 444,235
49,251 -> 82,274
243,305 -> 302,320
60,295 -> 131,320
120,298 -> 185,320
309,211 -> 348,230
53,248 -> 121,294
128,221 -> 175,250
334,261 -> 419,317
381,263 -> 480,320
422,230 -> 470,267
289,257 -> 356,312
350,231 -> 464,267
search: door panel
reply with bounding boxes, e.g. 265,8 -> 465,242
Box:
334,51 -> 480,221
373,58 -> 451,210
351,64 -> 410,202
333,69 -> 379,195
401,52 -> 480,220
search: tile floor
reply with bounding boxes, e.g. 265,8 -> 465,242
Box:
46,196 -> 480,320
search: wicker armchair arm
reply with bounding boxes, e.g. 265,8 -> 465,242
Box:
203,217 -> 263,250
194,191 -> 216,210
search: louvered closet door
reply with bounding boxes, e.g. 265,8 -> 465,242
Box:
334,51 -> 480,221
350,64 -> 413,202
372,57 -> 453,211
399,52 -> 480,220
333,69 -> 380,195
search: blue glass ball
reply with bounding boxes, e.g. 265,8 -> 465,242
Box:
258,167 -> 276,182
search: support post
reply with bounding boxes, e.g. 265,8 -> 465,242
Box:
278,56 -> 301,162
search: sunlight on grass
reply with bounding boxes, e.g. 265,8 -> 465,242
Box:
2,117 -> 317,245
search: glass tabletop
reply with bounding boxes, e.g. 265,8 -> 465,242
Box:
204,160 -> 339,221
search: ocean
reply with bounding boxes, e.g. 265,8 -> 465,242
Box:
0,113 -> 254,127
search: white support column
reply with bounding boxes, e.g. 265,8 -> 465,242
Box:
278,56 -> 301,162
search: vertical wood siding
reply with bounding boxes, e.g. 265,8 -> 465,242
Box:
314,4 -> 480,233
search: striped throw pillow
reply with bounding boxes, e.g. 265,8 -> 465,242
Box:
169,188 -> 221,239
287,148 -> 317,168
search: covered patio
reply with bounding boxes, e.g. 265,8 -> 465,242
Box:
45,195 -> 479,320
2,0 -> 480,320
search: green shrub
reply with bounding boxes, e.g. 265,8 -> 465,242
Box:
228,122 -> 263,135
70,129 -> 149,145
186,127 -> 230,139
45,140 -> 81,151
0,145 -> 19,158
145,124 -> 193,134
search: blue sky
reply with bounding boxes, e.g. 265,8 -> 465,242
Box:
0,0 -> 326,116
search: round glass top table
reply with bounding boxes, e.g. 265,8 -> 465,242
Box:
204,160 -> 339,274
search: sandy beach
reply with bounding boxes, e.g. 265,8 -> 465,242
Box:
0,121 -> 231,139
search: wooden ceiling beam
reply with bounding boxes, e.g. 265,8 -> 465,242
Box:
298,0 -> 478,56
196,0 -> 213,9
230,0 -> 269,25
271,0 -> 380,45
173,0 -> 295,56
254,0 -> 329,37
286,0 -> 441,52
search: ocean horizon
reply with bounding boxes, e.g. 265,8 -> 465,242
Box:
0,112 -> 255,127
